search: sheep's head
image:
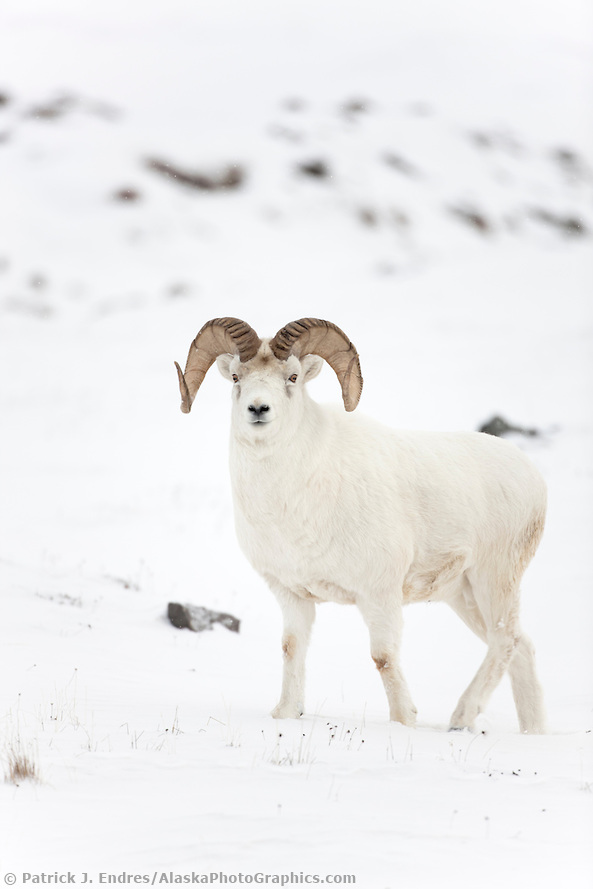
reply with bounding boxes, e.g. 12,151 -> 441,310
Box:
174,318 -> 363,432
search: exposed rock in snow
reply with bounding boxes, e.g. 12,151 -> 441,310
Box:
167,602 -> 240,634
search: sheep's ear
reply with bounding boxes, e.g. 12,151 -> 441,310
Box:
301,354 -> 323,382
216,354 -> 235,380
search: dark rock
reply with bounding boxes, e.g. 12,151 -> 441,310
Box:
391,208 -> 411,229
146,158 -> 245,191
551,148 -> 590,181
448,204 -> 492,234
470,131 -> 495,149
27,94 -> 76,121
167,282 -> 190,298
479,415 -> 539,438
383,152 -> 419,177
341,98 -> 370,117
358,207 -> 378,227
468,130 -> 523,155
114,187 -> 142,202
553,147 -> 580,168
297,160 -> 331,179
167,602 -> 240,634
529,207 -> 588,237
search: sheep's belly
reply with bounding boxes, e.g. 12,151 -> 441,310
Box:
285,554 -> 468,606
402,552 -> 468,604
293,581 -> 357,605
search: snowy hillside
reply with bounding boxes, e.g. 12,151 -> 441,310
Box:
0,1 -> 592,887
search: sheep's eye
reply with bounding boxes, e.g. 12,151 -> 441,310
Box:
288,373 -> 298,384
232,374 -> 239,383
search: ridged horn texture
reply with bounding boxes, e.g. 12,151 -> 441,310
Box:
175,317 -> 262,413
269,318 -> 363,411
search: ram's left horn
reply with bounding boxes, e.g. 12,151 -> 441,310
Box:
269,318 -> 363,412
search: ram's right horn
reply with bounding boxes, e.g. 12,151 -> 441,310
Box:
175,318 -> 262,413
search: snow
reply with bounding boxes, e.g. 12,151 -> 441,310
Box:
0,0 -> 592,885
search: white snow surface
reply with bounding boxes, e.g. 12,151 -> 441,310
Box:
1,1 -> 592,886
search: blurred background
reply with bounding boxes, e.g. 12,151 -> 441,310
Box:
1,0 -> 591,318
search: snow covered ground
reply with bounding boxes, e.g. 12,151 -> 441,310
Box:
1,1 -> 592,886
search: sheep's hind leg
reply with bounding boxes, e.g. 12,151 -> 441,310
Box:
358,597 -> 417,726
448,575 -> 545,733
508,634 -> 546,733
449,628 -> 520,731
268,583 -> 316,720
449,573 -> 523,731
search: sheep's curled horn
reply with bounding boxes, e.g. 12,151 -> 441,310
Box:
175,317 -> 363,413
174,318 -> 262,414
269,318 -> 363,411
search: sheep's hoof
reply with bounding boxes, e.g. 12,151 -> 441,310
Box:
271,704 -> 303,719
389,705 -> 417,727
390,715 -> 417,728
450,701 -> 478,732
519,723 -> 546,735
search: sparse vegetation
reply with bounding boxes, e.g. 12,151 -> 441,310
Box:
267,728 -> 316,767
3,739 -> 41,785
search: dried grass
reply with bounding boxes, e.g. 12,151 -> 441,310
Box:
3,742 -> 41,785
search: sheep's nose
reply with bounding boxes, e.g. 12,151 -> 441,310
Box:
248,404 -> 270,418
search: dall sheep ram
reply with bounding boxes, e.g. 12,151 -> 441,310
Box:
175,317 -> 547,732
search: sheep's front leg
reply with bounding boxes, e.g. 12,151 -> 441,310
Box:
267,581 -> 316,719
357,596 -> 417,726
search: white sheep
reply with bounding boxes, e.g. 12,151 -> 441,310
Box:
175,317 -> 547,732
